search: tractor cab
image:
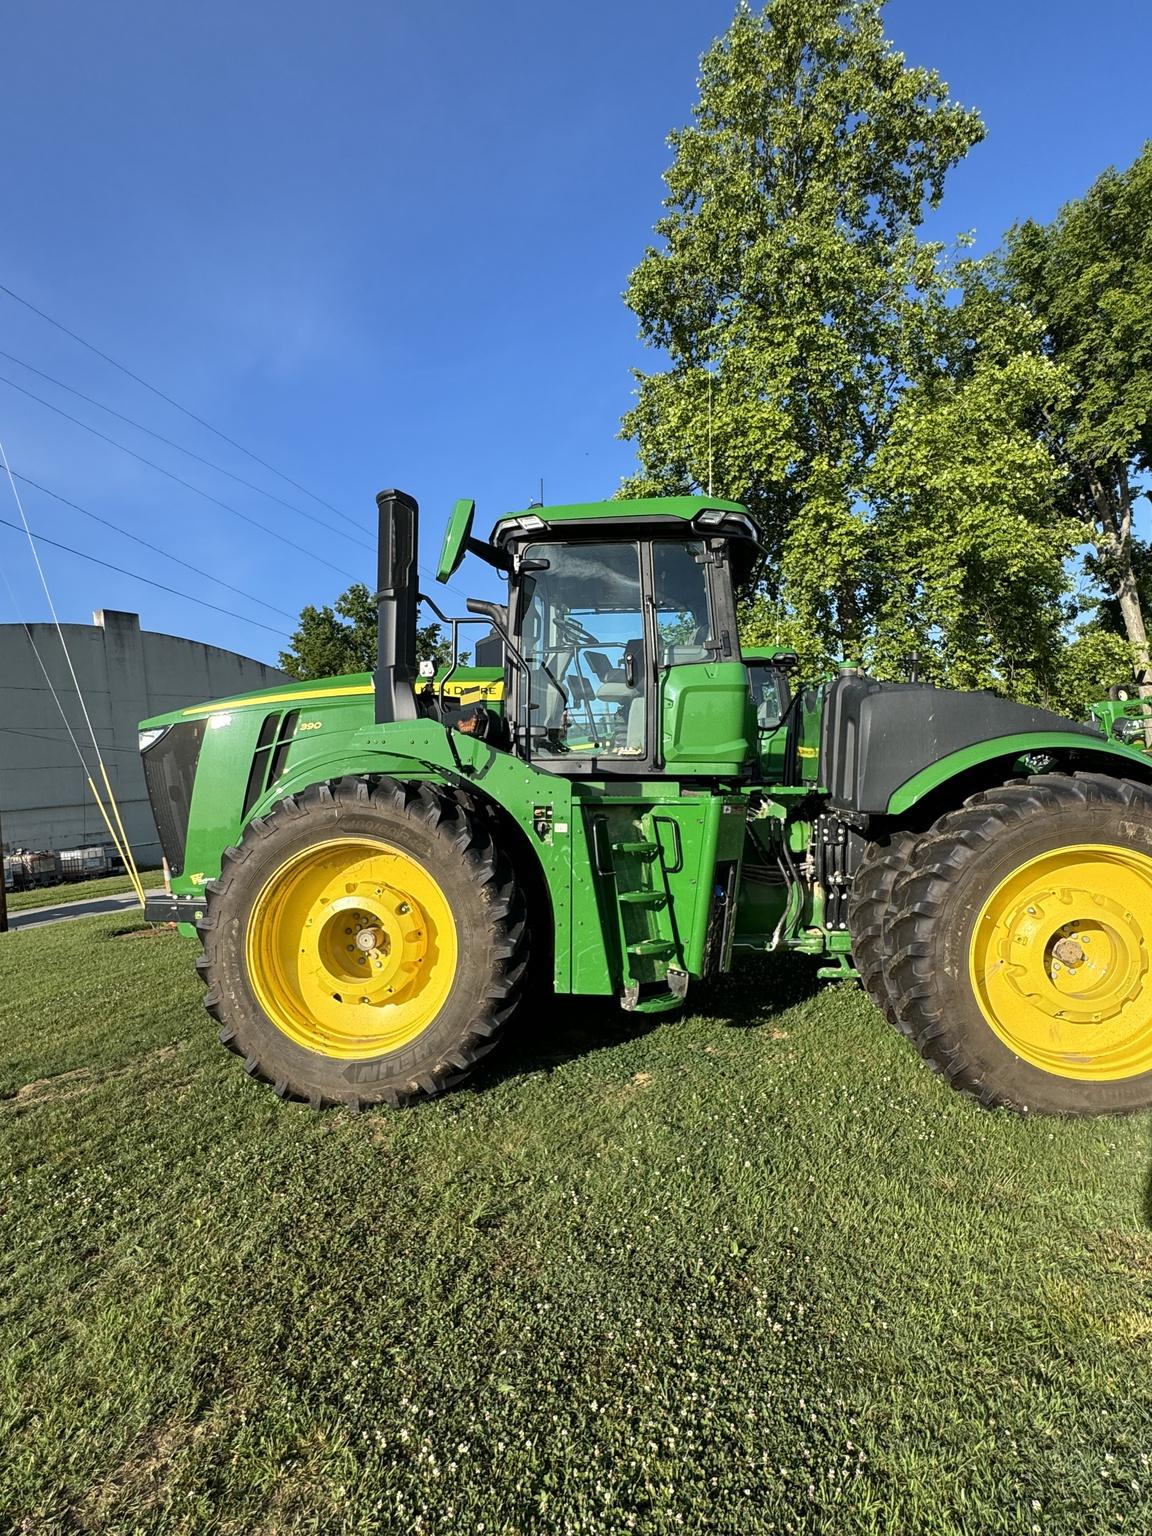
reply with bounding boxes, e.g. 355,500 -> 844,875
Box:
439,496 -> 762,778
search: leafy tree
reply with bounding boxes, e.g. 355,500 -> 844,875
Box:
621,0 -> 985,657
1045,624 -> 1135,719
1005,143 -> 1152,696
862,279 -> 1079,694
279,583 -> 452,681
1089,537 -> 1152,649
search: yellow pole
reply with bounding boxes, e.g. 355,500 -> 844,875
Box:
85,775 -> 145,908
99,761 -> 146,908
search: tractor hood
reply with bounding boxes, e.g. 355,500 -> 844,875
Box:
139,674 -> 376,734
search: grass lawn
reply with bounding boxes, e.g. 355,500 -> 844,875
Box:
2,915 -> 1152,1535
4,868 -> 165,914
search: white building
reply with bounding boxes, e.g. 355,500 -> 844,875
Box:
0,610 -> 286,862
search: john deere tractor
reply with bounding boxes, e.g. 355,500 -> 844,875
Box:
140,490 -> 1152,1115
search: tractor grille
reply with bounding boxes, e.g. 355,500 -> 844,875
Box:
141,719 -> 206,877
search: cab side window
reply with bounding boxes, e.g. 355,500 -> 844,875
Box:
653,541 -> 712,665
748,664 -> 789,729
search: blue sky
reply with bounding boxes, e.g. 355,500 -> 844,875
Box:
1,0 -> 1149,667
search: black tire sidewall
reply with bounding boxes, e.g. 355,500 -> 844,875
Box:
922,798 -> 1152,1114
208,791 -> 506,1102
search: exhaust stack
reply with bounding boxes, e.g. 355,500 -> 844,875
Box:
374,488 -> 420,725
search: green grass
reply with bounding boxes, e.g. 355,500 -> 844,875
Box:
4,868 -> 165,913
3,917 -> 1152,1535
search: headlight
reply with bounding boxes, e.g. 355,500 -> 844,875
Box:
138,726 -> 169,752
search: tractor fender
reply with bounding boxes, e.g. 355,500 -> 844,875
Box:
246,748 -> 450,824
820,674 -> 1148,817
886,733 -> 1152,816
243,728 -> 569,989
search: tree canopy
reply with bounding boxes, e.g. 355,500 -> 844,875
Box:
622,0 -> 985,660
1004,142 -> 1152,692
621,0 -> 1150,710
279,583 -> 452,682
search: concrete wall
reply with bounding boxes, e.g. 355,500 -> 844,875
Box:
0,610 -> 287,863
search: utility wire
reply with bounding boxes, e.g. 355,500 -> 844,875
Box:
10,470 -> 295,620
0,436 -> 145,900
0,574 -> 88,766
0,280 -> 351,521
0,347 -> 371,534
0,513 -> 291,638
0,373 -> 360,578
0,723 -> 140,754
4,471 -> 470,646
0,285 -> 477,606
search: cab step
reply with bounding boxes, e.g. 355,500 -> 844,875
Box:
618,890 -> 668,908
621,971 -> 690,1014
627,938 -> 677,958
611,839 -> 659,857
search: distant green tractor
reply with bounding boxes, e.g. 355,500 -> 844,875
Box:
1089,685 -> 1152,752
140,490 -> 1152,1115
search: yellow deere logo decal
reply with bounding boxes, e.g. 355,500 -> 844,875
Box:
437,680 -> 505,701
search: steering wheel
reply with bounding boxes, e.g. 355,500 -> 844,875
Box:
561,616 -> 600,646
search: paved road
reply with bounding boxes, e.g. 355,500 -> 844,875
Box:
4,891 -> 143,931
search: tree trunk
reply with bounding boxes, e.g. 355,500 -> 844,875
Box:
1095,473 -> 1152,744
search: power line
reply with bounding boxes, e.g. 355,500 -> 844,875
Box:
0,373 -> 360,579
0,512 -> 292,638
0,724 -> 140,755
0,445 -> 149,895
0,280 -> 351,521
10,470 -> 295,620
0,347 -> 370,534
0,284 -> 477,606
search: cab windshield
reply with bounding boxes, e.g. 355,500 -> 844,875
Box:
516,538 -> 712,760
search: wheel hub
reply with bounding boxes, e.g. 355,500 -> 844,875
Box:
245,837 -> 457,1060
970,843 -> 1152,1081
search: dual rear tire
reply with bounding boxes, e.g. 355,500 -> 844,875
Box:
849,773 -> 1152,1115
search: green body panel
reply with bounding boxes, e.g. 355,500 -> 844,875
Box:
164,702 -> 748,1000
660,661 -> 754,776
140,666 -> 503,732
794,683 -> 826,788
887,731 -> 1152,815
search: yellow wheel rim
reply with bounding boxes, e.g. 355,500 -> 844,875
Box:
969,842 -> 1152,1082
245,838 -> 457,1060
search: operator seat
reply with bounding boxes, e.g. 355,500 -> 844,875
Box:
593,637 -> 646,755
594,638 -> 645,702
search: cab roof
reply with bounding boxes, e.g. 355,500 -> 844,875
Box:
490,495 -> 751,540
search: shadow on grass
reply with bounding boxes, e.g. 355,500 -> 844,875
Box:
473,953 -> 825,1094
475,992 -> 661,1093
690,952 -> 824,1027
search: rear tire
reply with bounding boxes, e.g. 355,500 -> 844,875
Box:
195,775 -> 527,1109
848,828 -> 923,1035
887,773 -> 1152,1115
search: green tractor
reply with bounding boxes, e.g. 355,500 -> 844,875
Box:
140,490 -> 1152,1115
1089,683 -> 1152,752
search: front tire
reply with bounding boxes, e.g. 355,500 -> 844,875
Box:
888,773 -> 1152,1115
195,776 -> 527,1109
